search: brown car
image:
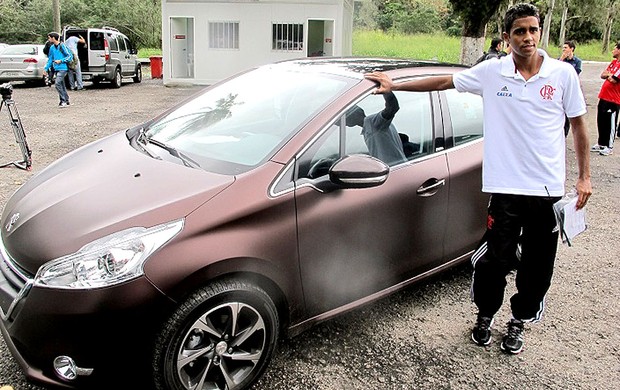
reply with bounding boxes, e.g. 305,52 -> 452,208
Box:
0,58 -> 487,389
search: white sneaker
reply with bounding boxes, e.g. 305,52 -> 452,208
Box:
599,147 -> 613,156
590,144 -> 604,152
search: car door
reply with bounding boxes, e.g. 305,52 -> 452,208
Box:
116,35 -> 128,74
294,90 -> 450,316
440,89 -> 488,261
87,30 -> 107,68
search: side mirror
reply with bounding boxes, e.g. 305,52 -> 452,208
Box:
329,154 -> 389,189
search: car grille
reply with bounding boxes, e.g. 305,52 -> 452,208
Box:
0,238 -> 32,320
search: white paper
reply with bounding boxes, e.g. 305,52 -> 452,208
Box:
562,197 -> 587,241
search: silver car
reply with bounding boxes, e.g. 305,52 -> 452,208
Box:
0,44 -> 47,85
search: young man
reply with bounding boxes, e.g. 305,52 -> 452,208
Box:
559,40 -> 583,136
65,34 -> 86,91
559,41 -> 582,75
43,32 -> 73,108
366,3 -> 591,354
592,43 -> 620,156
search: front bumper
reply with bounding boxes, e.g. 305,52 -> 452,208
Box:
0,243 -> 174,388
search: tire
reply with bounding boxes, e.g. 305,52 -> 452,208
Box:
111,67 -> 122,88
152,279 -> 279,390
133,64 -> 142,83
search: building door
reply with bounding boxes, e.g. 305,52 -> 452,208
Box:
307,19 -> 334,57
170,17 -> 194,79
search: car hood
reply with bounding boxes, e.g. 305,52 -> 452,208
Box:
1,132 -> 234,274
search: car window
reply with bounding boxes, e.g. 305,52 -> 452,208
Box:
124,38 -> 133,52
2,46 -> 37,55
118,37 -> 127,51
444,89 -> 483,146
108,36 -> 119,52
89,32 -> 105,50
298,90 -> 434,179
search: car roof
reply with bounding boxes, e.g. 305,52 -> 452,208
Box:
267,57 -> 467,79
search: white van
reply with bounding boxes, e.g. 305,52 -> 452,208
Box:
63,26 -> 142,88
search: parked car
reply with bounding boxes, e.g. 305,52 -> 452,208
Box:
0,58 -> 487,390
0,44 -> 47,85
63,26 -> 142,88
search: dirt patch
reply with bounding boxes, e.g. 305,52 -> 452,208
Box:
0,63 -> 618,390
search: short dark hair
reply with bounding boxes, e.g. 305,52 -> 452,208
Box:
504,3 -> 540,34
564,40 -> 576,50
616,42 -> 620,50
490,38 -> 503,50
47,32 -> 60,40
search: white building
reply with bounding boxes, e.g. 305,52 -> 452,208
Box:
161,0 -> 354,85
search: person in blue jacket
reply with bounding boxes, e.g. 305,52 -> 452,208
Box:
43,32 -> 73,108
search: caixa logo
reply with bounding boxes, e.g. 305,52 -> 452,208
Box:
496,86 -> 512,97
5,213 -> 19,232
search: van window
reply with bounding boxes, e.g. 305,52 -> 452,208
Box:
108,36 -> 119,52
118,37 -> 127,52
124,38 -> 133,53
89,32 -> 105,50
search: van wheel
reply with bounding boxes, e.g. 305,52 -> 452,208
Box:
111,67 -> 122,88
152,279 -> 279,390
133,65 -> 142,83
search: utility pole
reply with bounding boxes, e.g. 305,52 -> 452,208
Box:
52,0 -> 61,33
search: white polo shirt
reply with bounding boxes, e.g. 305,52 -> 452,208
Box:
453,49 -> 586,197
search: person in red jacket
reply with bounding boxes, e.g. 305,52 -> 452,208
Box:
592,43 -> 620,156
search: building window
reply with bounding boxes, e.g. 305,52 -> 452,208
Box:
272,23 -> 303,51
209,21 -> 239,49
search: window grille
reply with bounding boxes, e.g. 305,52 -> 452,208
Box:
272,23 -> 303,51
209,22 -> 239,49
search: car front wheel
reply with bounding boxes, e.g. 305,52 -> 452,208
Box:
152,279 -> 279,390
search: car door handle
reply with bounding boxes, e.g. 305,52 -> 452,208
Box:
416,178 -> 446,195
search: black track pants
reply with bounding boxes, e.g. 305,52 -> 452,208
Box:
470,194 -> 560,322
597,99 -> 618,148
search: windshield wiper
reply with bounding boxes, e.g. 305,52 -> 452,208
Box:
131,127 -> 161,159
147,138 -> 201,169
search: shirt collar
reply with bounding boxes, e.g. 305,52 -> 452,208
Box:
501,49 -> 551,79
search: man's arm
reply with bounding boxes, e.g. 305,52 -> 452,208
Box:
365,72 -> 454,94
569,115 -> 592,210
381,92 -> 399,120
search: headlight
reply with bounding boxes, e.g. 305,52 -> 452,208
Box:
34,219 -> 184,289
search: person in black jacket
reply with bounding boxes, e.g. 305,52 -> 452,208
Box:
476,38 -> 507,64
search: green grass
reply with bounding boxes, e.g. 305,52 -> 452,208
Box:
137,47 -> 161,58
352,31 -> 462,62
352,30 -> 612,62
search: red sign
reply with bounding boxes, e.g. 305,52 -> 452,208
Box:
174,35 -> 186,39
325,38 -> 332,43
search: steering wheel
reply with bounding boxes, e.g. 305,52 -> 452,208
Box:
307,158 -> 335,179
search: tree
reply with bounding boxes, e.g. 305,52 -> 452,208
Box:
0,0 -> 162,48
449,0 -> 505,65
602,0 -> 619,53
53,0 -> 61,33
540,0 -> 556,49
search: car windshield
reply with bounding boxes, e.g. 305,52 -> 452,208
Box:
144,66 -> 354,174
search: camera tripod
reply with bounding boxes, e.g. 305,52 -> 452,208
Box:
1,87 -> 32,171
